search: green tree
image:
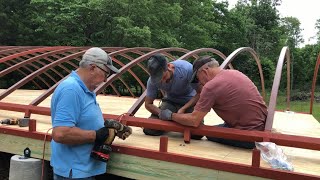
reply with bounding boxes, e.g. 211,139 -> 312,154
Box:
280,17 -> 304,49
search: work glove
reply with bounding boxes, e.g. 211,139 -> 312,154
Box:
104,119 -> 132,140
95,127 -> 116,145
116,125 -> 132,140
158,109 -> 173,121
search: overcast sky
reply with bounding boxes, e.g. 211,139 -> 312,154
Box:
223,0 -> 320,46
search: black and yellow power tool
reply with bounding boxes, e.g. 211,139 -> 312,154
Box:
91,119 -> 132,162
0,118 -> 30,127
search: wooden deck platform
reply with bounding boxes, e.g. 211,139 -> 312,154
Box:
0,89 -> 320,179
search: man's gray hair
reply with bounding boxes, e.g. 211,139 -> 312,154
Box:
79,47 -> 120,73
207,58 -> 220,68
79,59 -> 91,68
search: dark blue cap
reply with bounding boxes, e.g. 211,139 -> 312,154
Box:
147,54 -> 168,84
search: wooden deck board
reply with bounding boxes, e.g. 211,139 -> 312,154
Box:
0,89 -> 320,178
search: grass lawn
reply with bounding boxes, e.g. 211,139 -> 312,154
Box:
266,93 -> 320,122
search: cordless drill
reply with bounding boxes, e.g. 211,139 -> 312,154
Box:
91,119 -> 132,162
0,118 -> 29,127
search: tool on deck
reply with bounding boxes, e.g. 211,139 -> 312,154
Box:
91,119 -> 132,162
0,118 -> 30,127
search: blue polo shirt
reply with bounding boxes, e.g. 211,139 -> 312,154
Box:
50,71 -> 106,178
146,60 -> 196,105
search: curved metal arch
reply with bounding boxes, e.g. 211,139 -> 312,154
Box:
7,51 -> 81,87
94,47 -> 190,94
13,57 -> 58,86
179,48 -> 226,60
265,47 -> 291,131
0,47 -> 82,77
110,84 -> 121,96
108,47 -> 155,56
0,46 -> 65,63
0,46 -> 19,51
111,57 -> 146,91
0,49 -> 90,100
8,59 -> 51,89
178,48 -> 233,69
310,53 -> 320,114
101,48 -> 191,115
120,52 -> 149,74
0,48 -> 82,91
2,61 -> 43,89
97,47 -> 157,93
30,73 -> 74,107
41,57 -> 72,79
0,46 -> 39,57
220,47 -> 266,100
118,77 -> 136,97
30,47 -> 140,107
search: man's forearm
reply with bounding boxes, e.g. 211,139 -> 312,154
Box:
145,103 -> 160,115
172,113 -> 199,127
180,94 -> 200,111
52,126 -> 96,145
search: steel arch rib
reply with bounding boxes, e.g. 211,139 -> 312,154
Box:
2,61 -> 43,89
0,46 -> 38,57
13,57 -> 58,86
95,47 -> 157,94
4,62 -> 50,89
310,53 -> 320,114
30,73 -> 74,107
0,48 -> 81,90
0,46 -> 66,63
120,53 -> 149,75
0,49 -> 90,100
220,47 -> 266,100
29,47 -> 132,107
118,77 -> 136,97
0,47 -> 83,77
110,57 -> 146,91
98,47 -> 190,115
178,48 -> 233,69
265,47 -> 291,131
94,47 -> 190,95
11,54 -> 73,87
126,48 -> 229,116
179,48 -> 226,60
110,84 -> 120,96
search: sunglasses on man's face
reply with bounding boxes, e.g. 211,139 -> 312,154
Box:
96,64 -> 111,79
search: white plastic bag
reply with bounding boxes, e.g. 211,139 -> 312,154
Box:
255,142 -> 294,171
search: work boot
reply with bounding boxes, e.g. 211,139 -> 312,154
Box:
191,134 -> 204,140
143,128 -> 165,136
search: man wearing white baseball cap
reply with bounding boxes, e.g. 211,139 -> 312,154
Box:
50,47 -> 131,179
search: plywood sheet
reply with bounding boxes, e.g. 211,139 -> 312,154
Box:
0,89 -> 320,177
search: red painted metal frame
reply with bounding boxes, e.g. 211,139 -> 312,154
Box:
220,47 -> 266,100
126,48 -> 230,117
265,47 -> 291,131
1,46 -> 320,179
0,114 -> 319,179
310,53 -> 320,114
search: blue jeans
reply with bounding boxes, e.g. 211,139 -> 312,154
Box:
53,173 -> 95,180
206,123 -> 255,149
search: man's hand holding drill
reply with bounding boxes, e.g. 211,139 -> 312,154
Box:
91,119 -> 132,162
94,119 -> 132,146
104,119 -> 132,140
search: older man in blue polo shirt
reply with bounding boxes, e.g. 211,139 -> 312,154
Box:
51,47 -> 131,179
143,53 -> 203,139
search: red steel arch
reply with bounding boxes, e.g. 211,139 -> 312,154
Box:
265,47 -> 291,131
310,53 -> 320,114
